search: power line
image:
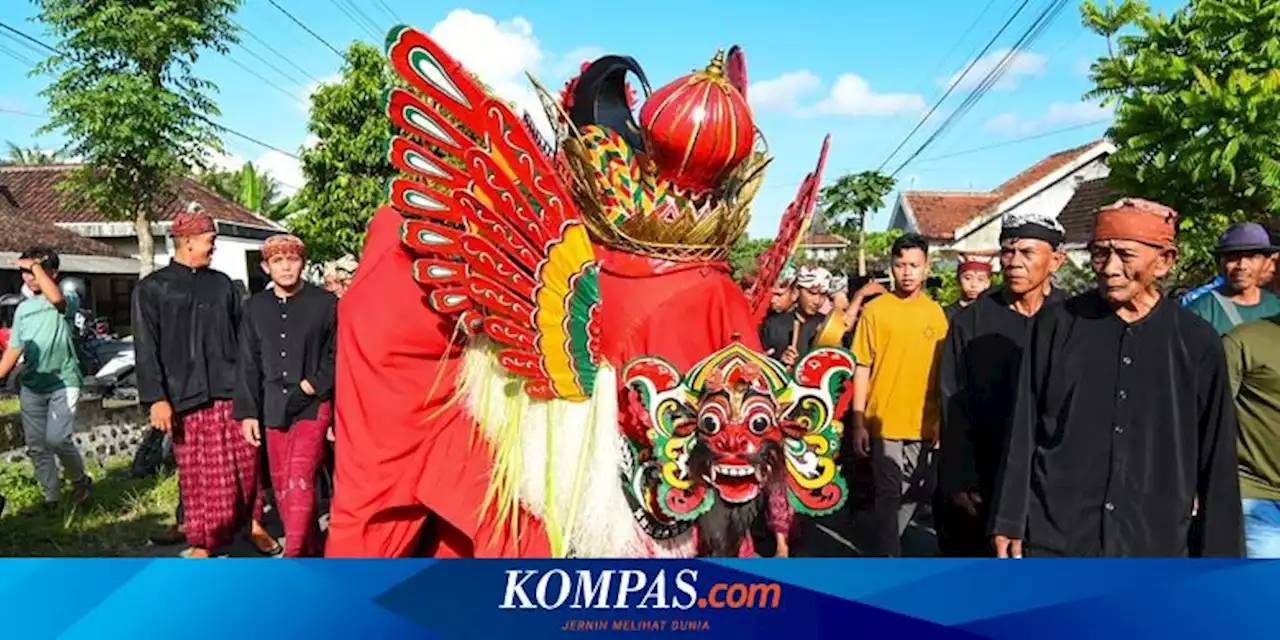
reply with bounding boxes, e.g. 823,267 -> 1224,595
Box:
0,29 -> 49,59
0,107 -> 42,118
226,55 -> 301,101
0,22 -> 58,55
373,0 -> 404,23
209,120 -> 301,160
911,119 -> 1110,164
238,24 -> 322,84
3,28 -> 303,162
877,0 -> 1035,173
235,41 -> 307,88
266,0 -> 346,59
889,0 -> 1072,177
919,0 -> 1003,93
332,0 -> 382,39
0,42 -> 36,68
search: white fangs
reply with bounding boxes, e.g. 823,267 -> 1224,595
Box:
712,464 -> 755,478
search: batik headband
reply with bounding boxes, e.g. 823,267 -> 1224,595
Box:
1001,210 -> 1065,246
262,234 -> 307,260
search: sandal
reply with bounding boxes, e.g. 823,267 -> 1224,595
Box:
249,532 -> 283,556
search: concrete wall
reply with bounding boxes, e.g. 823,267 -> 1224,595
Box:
0,400 -> 149,466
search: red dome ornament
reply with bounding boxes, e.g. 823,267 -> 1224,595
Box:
639,50 -> 756,195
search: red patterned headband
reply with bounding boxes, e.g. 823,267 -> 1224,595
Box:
171,211 -> 215,237
1093,198 -> 1178,249
262,234 -> 307,261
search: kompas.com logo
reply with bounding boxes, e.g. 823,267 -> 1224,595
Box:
499,569 -> 782,610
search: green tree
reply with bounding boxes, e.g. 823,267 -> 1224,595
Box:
290,42 -> 397,262
197,161 -> 297,221
4,142 -> 66,165
36,0 -> 238,275
1082,0 -> 1280,283
817,171 -> 896,276
728,236 -> 773,281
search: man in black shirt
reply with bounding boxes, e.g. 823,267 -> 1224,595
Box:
991,199 -> 1243,557
133,208 -> 279,558
759,265 -> 829,368
235,234 -> 337,557
938,212 -> 1066,556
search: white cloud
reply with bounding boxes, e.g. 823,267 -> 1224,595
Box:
809,74 -> 925,117
749,70 -> 923,117
428,9 -> 554,138
749,70 -> 821,113
941,49 -> 1047,92
983,101 -> 1112,135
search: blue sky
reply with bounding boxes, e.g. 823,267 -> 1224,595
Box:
0,0 -> 1185,237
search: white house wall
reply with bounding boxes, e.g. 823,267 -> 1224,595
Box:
954,156 -> 1111,252
98,233 -> 261,286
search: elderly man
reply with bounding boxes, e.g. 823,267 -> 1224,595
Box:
991,199 -> 1243,557
1186,223 -> 1280,335
938,212 -> 1066,556
759,265 -> 829,367
322,255 -> 358,298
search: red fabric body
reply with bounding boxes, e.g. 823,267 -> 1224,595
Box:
173,400 -> 261,550
264,402 -> 332,557
325,207 -> 760,557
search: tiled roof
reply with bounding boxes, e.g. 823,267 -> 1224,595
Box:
992,141 -> 1102,198
902,140 -> 1106,240
801,233 -> 850,247
0,191 -> 125,256
1059,177 -> 1121,244
900,192 -> 1001,240
0,164 -> 281,229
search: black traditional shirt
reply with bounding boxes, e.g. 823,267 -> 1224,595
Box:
132,262 -> 241,414
991,291 -> 1243,557
759,310 -> 826,364
940,287 -> 1064,501
233,283 -> 337,429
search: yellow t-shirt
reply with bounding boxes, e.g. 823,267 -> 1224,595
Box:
851,293 -> 947,441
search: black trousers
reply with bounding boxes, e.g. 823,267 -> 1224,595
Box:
934,491 -> 993,557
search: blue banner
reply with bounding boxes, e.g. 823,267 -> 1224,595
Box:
1,559 -> 1275,639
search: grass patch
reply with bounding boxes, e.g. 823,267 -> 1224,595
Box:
0,456 -> 178,557
0,396 -> 18,419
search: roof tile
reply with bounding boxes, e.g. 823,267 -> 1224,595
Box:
1059,177 -> 1121,244
0,187 -> 126,256
0,164 -> 283,229
903,140 -> 1105,240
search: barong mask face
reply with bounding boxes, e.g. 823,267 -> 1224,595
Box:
622,342 -> 852,531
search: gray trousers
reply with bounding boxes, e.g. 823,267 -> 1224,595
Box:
869,438 -> 936,556
21,386 -> 86,502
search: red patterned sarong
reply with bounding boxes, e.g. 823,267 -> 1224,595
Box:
265,403 -> 331,557
173,400 -> 261,551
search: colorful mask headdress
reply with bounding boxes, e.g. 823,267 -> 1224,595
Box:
622,342 -> 852,529
379,24 -> 838,555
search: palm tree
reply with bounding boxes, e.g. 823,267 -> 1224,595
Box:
197,161 -> 298,221
4,142 -> 66,165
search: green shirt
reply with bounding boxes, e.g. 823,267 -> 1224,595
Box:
9,291 -> 82,393
1224,316 -> 1280,500
1186,287 -> 1280,336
